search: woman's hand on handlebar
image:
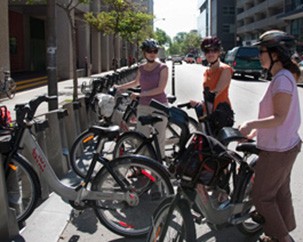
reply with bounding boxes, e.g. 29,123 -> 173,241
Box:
189,100 -> 201,107
130,92 -> 140,100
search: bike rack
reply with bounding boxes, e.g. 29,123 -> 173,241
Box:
0,154 -> 20,241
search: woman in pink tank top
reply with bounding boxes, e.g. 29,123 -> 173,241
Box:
114,39 -> 168,159
239,30 -> 301,242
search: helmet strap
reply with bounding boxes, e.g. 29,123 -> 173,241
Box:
209,58 -> 219,67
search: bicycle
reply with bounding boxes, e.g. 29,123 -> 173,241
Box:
112,100 -> 194,168
69,89 -> 192,179
146,127 -> 262,241
0,95 -> 174,237
0,70 -> 16,99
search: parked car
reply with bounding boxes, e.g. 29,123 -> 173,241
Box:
224,46 -> 263,80
184,53 -> 196,64
172,55 -> 183,64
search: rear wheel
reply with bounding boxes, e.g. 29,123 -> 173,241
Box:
113,131 -> 156,159
236,158 -> 263,235
146,197 -> 196,242
92,155 -> 174,237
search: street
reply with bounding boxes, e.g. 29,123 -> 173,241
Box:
2,62 -> 303,242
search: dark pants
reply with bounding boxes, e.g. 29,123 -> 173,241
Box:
252,141 -> 301,239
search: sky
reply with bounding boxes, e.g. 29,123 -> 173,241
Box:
153,0 -> 199,39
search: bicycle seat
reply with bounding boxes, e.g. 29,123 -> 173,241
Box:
90,125 -> 120,139
236,143 -> 259,155
138,115 -> 162,126
216,127 -> 247,146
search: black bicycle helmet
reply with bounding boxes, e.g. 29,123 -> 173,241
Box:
200,36 -> 222,52
140,39 -> 160,51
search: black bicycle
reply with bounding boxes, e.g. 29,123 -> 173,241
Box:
146,127 -> 262,241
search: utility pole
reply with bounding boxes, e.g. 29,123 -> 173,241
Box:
47,0 -> 58,110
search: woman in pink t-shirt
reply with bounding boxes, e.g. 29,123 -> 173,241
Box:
239,30 -> 301,242
115,39 -> 168,159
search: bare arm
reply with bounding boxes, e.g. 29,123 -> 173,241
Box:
213,68 -> 231,95
114,71 -> 140,91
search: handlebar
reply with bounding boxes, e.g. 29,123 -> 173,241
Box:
15,95 -> 57,126
149,99 -> 169,115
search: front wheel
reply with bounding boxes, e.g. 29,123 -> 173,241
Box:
6,78 -> 16,99
5,155 -> 41,223
92,155 -> 174,237
146,197 -> 196,242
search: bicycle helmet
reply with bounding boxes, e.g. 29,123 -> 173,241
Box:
200,36 -> 222,52
140,39 -> 160,51
254,30 -> 297,73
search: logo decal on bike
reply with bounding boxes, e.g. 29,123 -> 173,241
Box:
32,147 -> 46,172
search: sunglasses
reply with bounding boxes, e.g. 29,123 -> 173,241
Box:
204,48 -> 220,54
145,49 -> 158,54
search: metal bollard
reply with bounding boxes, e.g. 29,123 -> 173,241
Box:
57,109 -> 70,169
62,102 -> 80,153
45,110 -> 69,179
0,155 -> 20,241
77,97 -> 89,132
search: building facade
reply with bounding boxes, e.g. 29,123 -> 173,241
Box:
0,0 -> 153,81
197,0 -> 236,52
197,0 -> 303,52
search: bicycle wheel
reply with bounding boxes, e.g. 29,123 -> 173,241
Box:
5,78 -> 16,99
146,197 -> 196,242
92,155 -> 174,237
5,155 -> 41,223
236,158 -> 263,235
70,130 -> 114,178
112,131 -> 156,159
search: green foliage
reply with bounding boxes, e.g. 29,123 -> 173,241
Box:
154,28 -> 171,46
84,0 -> 153,40
168,30 -> 201,56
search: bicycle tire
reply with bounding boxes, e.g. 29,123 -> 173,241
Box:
5,154 -> 41,223
5,78 -> 16,99
112,131 -> 157,160
146,196 -> 196,242
70,129 -> 114,178
92,155 -> 174,237
236,157 -> 263,235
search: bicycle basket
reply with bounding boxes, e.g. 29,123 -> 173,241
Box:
176,132 -> 231,187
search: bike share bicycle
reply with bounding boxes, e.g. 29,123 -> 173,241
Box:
0,95 -> 174,237
146,126 -> 263,241
0,69 -> 16,99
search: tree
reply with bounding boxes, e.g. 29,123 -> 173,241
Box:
56,0 -> 91,101
85,0 -> 153,71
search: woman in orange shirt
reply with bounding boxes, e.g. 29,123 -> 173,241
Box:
191,36 -> 234,134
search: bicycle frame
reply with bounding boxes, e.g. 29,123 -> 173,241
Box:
18,127 -> 135,204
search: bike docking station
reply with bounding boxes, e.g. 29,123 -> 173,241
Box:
0,65 -> 138,240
